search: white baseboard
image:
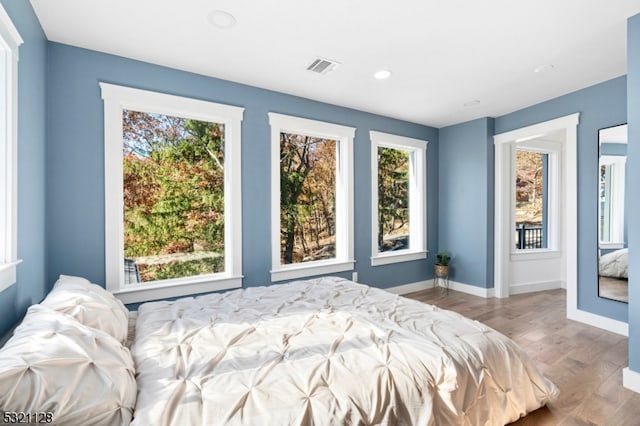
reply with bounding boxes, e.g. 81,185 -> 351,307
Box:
385,280 -> 433,295
448,280 -> 495,298
509,280 -> 563,295
567,307 -> 628,336
623,368 -> 640,393
384,279 -> 494,298
387,278 -> 495,298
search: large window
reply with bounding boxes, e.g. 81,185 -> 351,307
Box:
101,84 -> 244,303
0,6 -> 22,292
269,113 -> 355,281
370,131 -> 427,266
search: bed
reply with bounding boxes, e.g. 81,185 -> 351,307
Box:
0,275 -> 558,425
599,248 -> 628,279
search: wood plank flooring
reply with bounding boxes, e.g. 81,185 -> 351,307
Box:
403,287 -> 640,425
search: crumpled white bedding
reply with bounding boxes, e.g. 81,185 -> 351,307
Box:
599,248 -> 628,279
131,277 -> 558,425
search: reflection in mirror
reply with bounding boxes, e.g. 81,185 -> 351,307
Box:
598,124 -> 628,303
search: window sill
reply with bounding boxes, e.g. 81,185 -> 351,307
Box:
112,274 -> 243,304
271,259 -> 355,282
0,259 -> 22,293
600,242 -> 625,250
510,249 -> 561,261
371,250 -> 427,266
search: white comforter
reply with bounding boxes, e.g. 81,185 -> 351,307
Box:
599,248 -> 628,279
131,277 -> 557,425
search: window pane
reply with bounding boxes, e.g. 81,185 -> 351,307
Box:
514,150 -> 548,250
122,110 -> 225,283
279,132 -> 336,265
600,163 -> 612,242
377,147 -> 410,252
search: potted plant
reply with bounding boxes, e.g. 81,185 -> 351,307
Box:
434,250 -> 451,278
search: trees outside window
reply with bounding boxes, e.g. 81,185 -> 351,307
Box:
122,110 -> 226,282
370,131 -> 427,266
269,113 -> 355,282
279,132 -> 336,265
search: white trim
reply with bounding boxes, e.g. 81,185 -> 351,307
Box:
371,251 -> 427,266
0,6 -> 23,53
113,275 -> 242,304
0,5 -> 23,292
494,113 -> 579,303
509,279 -> 564,295
369,131 -> 427,266
568,307 -> 628,336
100,83 -> 244,301
623,368 -> 640,393
383,279 -> 433,295
599,242 -> 624,250
510,249 -> 561,261
382,278 -> 494,298
270,260 -> 355,282
448,280 -> 496,298
268,113 -> 355,281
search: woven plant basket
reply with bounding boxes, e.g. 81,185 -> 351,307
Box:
434,264 -> 449,278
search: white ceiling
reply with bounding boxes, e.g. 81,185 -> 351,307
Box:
30,0 -> 640,128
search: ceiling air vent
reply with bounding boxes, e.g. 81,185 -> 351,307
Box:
306,57 -> 340,75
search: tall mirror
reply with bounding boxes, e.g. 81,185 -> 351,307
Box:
598,124 -> 627,303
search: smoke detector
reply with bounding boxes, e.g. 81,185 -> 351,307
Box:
306,57 -> 340,75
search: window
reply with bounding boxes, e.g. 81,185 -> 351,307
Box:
370,131 -> 427,266
269,113 -> 355,281
514,149 -> 549,250
101,83 -> 244,303
511,139 -> 560,254
0,5 -> 23,292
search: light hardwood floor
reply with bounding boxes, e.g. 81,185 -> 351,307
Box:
403,287 -> 640,425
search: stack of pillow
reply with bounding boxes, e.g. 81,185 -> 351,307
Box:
0,275 -> 136,425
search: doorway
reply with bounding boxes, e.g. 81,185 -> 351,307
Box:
493,114 -> 579,312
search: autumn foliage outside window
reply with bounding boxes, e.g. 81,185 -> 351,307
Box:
122,110 -> 225,282
514,149 -> 547,249
279,132 -> 337,265
377,147 -> 410,252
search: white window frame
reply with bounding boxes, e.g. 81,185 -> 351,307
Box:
0,5 -> 23,293
370,131 -> 427,266
599,155 -> 626,248
268,113 -> 355,282
100,83 -> 244,304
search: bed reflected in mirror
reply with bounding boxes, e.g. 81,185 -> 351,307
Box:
598,124 -> 628,303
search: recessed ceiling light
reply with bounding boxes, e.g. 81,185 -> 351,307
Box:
534,64 -> 554,73
464,100 -> 481,107
374,70 -> 392,80
208,10 -> 237,29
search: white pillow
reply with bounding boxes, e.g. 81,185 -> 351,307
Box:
0,304 -> 136,425
41,274 -> 129,344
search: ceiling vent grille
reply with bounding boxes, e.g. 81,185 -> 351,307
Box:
306,57 -> 340,74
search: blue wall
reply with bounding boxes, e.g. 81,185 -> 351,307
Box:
45,43 -> 439,293
0,1 -> 48,336
495,76 -> 628,322
626,13 -> 640,372
438,118 -> 494,288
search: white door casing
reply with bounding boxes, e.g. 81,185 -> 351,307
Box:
494,114 -> 578,312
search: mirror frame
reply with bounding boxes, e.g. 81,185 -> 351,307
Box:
597,123 -> 628,303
